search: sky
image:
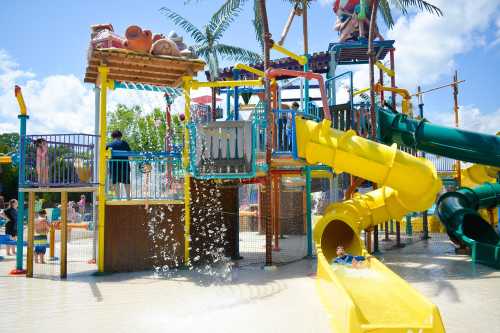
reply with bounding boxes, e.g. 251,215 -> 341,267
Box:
0,0 -> 499,135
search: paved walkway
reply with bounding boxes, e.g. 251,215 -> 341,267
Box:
1,239 -> 500,333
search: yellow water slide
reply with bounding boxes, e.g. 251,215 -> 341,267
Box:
461,164 -> 499,187
296,118 -> 445,333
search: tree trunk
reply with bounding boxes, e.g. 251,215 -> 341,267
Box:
211,87 -> 217,121
368,0 -> 379,138
302,0 -> 308,54
258,0 -> 273,267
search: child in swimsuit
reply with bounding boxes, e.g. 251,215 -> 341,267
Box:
35,138 -> 49,185
333,245 -> 366,268
34,210 -> 50,264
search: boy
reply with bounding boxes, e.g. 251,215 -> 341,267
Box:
333,245 -> 366,268
34,210 -> 50,264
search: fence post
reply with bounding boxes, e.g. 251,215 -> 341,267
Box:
26,192 -> 35,278
61,191 -> 68,279
305,166 -> 312,257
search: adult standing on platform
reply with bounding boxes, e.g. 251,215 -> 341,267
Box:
106,130 -> 131,199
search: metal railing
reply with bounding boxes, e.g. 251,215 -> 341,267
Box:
273,109 -> 297,157
106,151 -> 183,201
21,134 -> 98,188
189,121 -> 256,179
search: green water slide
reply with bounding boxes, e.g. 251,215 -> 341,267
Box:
377,107 -> 500,268
436,184 -> 500,268
377,107 -> 500,167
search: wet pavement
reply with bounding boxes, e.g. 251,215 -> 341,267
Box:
1,239 -> 500,333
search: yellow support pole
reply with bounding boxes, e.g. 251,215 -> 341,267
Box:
234,63 -> 265,78
183,76 -> 192,266
26,192 -> 35,278
97,66 -> 110,273
353,88 -> 370,97
190,79 -> 263,90
375,61 -> 395,78
60,191 -> 68,279
14,85 -> 27,116
272,43 -> 308,65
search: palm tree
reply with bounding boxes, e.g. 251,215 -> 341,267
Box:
160,0 -> 262,116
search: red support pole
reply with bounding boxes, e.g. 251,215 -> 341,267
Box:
390,49 -> 396,110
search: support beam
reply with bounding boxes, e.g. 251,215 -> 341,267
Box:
183,77 -> 192,266
60,192 -> 68,279
97,66 -> 109,273
26,192 -> 35,278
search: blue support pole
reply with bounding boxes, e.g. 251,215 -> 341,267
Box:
305,166 -> 313,257
304,54 -> 310,115
226,89 -> 231,120
15,114 -> 28,272
233,69 -> 240,121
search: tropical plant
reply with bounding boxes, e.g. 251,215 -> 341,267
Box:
160,0 -> 262,114
160,1 -> 261,79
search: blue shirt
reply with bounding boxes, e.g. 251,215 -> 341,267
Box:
333,254 -> 365,265
106,139 -> 131,159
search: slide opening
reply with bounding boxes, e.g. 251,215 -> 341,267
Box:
462,213 -> 500,246
321,220 -> 362,261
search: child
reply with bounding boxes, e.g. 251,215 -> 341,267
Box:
34,209 -> 50,264
0,199 -> 18,256
333,245 -> 366,268
78,195 -> 86,221
35,138 -> 49,185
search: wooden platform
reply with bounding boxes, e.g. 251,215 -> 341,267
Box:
85,48 -> 206,87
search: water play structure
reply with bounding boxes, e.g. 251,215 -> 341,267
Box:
8,2 -> 500,333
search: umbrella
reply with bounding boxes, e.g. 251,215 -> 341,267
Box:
192,95 -> 222,105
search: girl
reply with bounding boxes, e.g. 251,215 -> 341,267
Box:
34,210 -> 50,264
1,199 -> 18,256
35,138 -> 49,185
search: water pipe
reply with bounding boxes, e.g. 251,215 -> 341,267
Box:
374,83 -> 411,115
265,68 -> 330,120
272,43 -> 308,66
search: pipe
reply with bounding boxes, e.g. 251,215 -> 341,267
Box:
266,68 -> 330,121
374,83 -> 411,115
271,43 -> 308,65
14,85 -> 27,116
190,79 -> 262,89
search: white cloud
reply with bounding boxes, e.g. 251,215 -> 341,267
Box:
0,49 -> 210,135
386,0 -> 499,88
428,105 -> 500,135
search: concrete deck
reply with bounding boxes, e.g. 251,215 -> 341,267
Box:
1,239 -> 500,333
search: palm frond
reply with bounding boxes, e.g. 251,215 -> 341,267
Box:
388,0 -> 443,17
190,45 -> 211,60
281,0 -> 315,7
210,0 -> 247,42
378,0 -> 395,28
253,1 -> 264,52
159,7 -> 207,43
215,44 -> 262,64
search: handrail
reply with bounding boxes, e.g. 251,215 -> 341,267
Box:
266,68 -> 331,121
109,150 -> 181,159
271,43 -> 308,65
234,63 -> 265,78
189,79 -> 263,89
